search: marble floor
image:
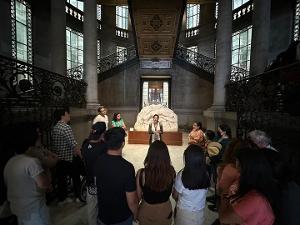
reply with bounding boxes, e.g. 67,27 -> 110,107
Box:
50,133 -> 218,225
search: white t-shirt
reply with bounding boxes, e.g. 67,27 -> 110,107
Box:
93,114 -> 109,130
4,154 -> 45,217
174,170 -> 208,211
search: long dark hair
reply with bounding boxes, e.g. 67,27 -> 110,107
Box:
223,138 -> 245,164
194,121 -> 202,130
144,140 -> 175,191
219,124 -> 232,138
182,145 -> 210,190
112,112 -> 121,121
236,148 -> 279,215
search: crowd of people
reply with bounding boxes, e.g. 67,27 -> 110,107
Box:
1,106 -> 299,225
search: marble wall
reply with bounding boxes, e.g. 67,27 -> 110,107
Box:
97,61 -> 214,129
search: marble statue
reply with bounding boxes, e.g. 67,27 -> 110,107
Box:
134,104 -> 178,132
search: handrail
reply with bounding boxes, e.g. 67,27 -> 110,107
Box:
0,55 -> 86,107
175,44 -> 216,74
175,44 -> 249,79
65,3 -> 102,29
65,46 -> 137,78
97,45 -> 137,74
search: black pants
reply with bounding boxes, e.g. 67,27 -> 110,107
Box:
56,159 -> 81,201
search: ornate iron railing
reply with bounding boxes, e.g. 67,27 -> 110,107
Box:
116,27 -> 129,38
175,45 -> 249,79
97,45 -> 137,74
0,55 -> 87,108
0,55 -> 87,147
65,3 -> 102,29
175,45 -> 216,74
185,26 -> 200,38
226,62 -> 300,140
233,1 -> 254,21
65,46 -> 137,78
66,64 -> 84,80
230,66 -> 250,81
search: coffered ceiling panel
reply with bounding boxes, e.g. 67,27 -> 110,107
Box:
130,0 -> 185,59
135,10 -> 178,34
138,37 -> 175,58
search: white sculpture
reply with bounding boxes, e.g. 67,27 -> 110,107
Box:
134,104 -> 178,132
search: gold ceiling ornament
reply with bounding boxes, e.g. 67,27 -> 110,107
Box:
150,15 -> 163,31
130,0 -> 185,59
151,41 -> 162,52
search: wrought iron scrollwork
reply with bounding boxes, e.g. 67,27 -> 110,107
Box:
226,63 -> 300,139
175,45 -> 249,80
175,45 -> 216,74
66,64 -> 84,80
0,55 -> 87,147
0,55 -> 87,107
97,45 -> 137,74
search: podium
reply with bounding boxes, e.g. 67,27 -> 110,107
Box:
128,131 -> 182,146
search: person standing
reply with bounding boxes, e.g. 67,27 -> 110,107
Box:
219,148 -> 277,225
148,114 -> 163,145
4,122 -> 52,225
136,140 -> 175,225
95,127 -> 138,225
82,122 -> 107,225
173,145 -> 210,225
93,106 -> 109,130
51,107 -> 81,204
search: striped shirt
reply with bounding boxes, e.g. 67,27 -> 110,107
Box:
52,121 -> 77,162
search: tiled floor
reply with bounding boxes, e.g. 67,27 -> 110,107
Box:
50,132 -> 218,225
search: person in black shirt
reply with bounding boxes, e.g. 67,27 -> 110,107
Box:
94,127 -> 138,225
82,122 -> 107,225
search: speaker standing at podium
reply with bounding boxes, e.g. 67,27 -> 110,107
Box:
148,114 -> 163,145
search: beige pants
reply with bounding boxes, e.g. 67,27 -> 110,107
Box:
174,207 -> 205,225
138,200 -> 172,225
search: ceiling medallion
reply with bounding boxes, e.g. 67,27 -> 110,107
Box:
150,15 -> 163,31
151,41 -> 162,52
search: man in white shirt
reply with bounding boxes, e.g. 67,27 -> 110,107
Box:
93,106 -> 109,130
4,122 -> 52,225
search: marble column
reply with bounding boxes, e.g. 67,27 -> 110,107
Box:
198,1 -> 217,58
101,5 -> 116,57
84,0 -> 99,112
211,0 -> 232,111
50,0 -> 66,75
250,0 -> 271,75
